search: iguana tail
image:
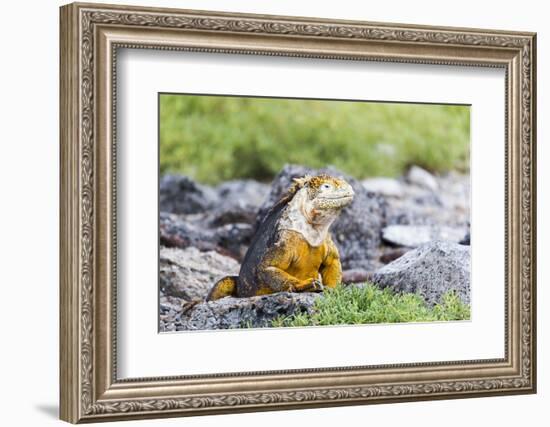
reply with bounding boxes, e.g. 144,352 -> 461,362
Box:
181,276 -> 238,315
206,276 -> 238,301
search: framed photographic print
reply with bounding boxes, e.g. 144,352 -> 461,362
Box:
59,2 -> 537,423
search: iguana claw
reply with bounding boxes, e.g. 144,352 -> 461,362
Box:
311,279 -> 324,292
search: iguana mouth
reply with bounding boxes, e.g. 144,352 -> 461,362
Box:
315,193 -> 354,210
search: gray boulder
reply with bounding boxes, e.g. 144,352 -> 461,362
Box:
179,292 -> 318,330
371,241 -> 470,306
257,164 -> 386,271
384,172 -> 470,229
160,174 -> 219,214
362,177 -> 404,198
407,166 -> 438,191
382,224 -> 467,248
160,246 -> 239,300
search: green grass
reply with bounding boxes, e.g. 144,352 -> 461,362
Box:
270,284 -> 470,328
160,95 -> 470,184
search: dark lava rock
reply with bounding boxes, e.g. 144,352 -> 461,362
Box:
379,248 -> 409,264
256,164 -> 387,271
160,174 -> 219,215
214,223 -> 255,261
342,268 -> 372,284
216,179 -> 269,212
160,212 -> 253,260
459,231 -> 470,245
371,241 -> 470,306
207,205 -> 258,227
160,212 -> 219,251
208,180 -> 270,227
160,246 -> 240,300
178,292 -> 318,330
159,294 -> 186,332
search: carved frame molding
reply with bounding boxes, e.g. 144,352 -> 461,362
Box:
60,2 -> 536,423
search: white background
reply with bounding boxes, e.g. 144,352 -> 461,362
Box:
0,0 -> 546,426
118,50 -> 505,377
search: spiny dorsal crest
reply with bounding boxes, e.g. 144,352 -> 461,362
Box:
290,174 -> 344,193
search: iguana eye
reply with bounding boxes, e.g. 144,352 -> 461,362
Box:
321,183 -> 332,190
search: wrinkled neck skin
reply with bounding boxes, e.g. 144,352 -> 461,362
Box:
278,188 -> 341,247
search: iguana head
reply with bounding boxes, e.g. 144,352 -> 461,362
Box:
289,174 -> 354,227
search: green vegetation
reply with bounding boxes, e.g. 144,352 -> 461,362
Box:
270,284 -> 470,328
160,95 -> 470,184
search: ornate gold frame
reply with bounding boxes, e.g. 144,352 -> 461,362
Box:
59,2 -> 537,423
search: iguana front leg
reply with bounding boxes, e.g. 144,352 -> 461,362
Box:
320,236 -> 342,288
260,266 -> 322,292
257,239 -> 322,293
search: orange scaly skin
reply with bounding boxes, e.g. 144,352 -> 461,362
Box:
256,230 -> 341,293
206,174 -> 354,301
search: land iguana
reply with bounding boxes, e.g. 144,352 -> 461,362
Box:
205,174 -> 355,300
